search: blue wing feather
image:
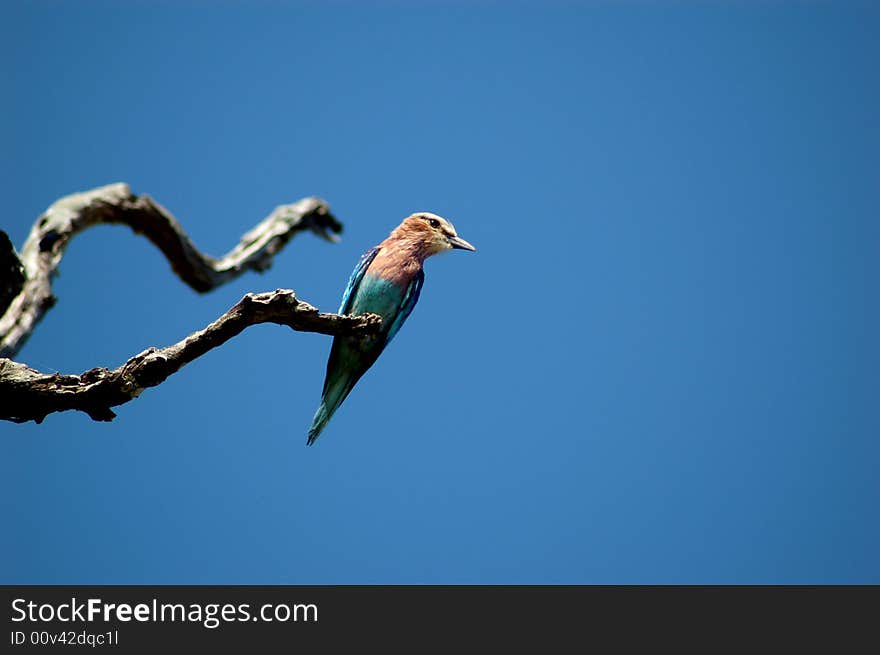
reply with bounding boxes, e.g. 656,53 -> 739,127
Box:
308,256 -> 424,445
338,246 -> 380,314
385,269 -> 424,346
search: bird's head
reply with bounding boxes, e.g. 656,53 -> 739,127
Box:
394,212 -> 476,257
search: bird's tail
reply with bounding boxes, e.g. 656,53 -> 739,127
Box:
307,375 -> 356,445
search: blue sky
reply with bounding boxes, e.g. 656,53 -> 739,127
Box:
1,1 -> 878,583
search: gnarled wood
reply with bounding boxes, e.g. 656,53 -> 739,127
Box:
0,183 -> 383,426
0,183 -> 342,358
0,289 -> 381,424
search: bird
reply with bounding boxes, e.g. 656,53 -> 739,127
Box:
307,212 -> 475,445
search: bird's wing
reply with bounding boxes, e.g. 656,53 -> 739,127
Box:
338,246 -> 381,314
385,269 -> 424,347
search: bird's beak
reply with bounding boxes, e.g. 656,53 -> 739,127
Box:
448,235 -> 476,251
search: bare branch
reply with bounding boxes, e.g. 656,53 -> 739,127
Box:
0,183 -> 342,358
0,289 -> 381,424
0,231 -> 25,313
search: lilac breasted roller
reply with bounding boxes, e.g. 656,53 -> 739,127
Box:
307,212 -> 475,444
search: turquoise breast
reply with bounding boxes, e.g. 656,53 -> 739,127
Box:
349,275 -> 406,323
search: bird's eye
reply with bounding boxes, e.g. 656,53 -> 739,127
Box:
428,218 -> 440,228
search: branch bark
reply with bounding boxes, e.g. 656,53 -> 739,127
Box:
0,183 -> 382,425
0,182 -> 343,358
0,289 -> 381,424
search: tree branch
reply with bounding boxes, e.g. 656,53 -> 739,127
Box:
0,289 -> 381,424
0,182 -> 343,358
0,231 -> 25,313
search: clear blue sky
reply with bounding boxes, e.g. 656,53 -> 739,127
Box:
2,1 -> 878,584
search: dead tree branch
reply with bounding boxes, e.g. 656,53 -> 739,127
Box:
0,183 -> 382,424
0,289 -> 381,424
0,182 -> 343,358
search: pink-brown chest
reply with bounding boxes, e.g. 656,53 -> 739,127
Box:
367,242 -> 424,287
